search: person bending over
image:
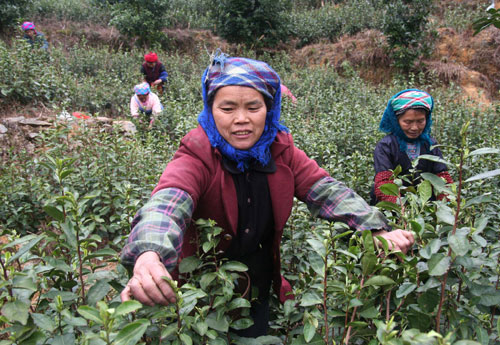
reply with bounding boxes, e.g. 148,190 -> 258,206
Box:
130,82 -> 163,128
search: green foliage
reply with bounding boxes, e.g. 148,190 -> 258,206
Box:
28,0 -> 110,24
438,1 -> 483,32
289,0 -> 386,47
473,8 -> 500,35
382,0 -> 436,72
108,0 -> 171,47
0,0 -> 32,33
0,43 -> 499,343
165,0 -> 213,29
0,39 -> 158,114
211,0 -> 290,48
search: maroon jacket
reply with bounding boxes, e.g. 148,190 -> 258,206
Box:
153,126 -> 329,301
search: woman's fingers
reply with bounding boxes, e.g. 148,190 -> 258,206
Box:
149,266 -> 177,304
373,229 -> 415,254
120,251 -> 177,306
120,284 -> 132,302
132,271 -> 169,306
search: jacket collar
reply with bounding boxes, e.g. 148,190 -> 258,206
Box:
222,155 -> 276,174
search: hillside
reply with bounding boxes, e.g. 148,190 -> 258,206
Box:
1,2 -> 499,344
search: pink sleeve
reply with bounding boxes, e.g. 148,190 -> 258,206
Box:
280,84 -> 297,103
130,96 -> 139,117
151,94 -> 163,114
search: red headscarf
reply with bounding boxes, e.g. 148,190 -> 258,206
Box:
144,52 -> 158,63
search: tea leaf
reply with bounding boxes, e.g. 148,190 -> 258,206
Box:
77,305 -> 102,324
43,205 -> 65,222
114,319 -> 150,345
379,183 -> 399,196
32,313 -> 56,332
465,168 -> 500,182
418,180 -> 432,203
428,254 -> 450,276
364,275 -> 395,287
2,300 -> 30,325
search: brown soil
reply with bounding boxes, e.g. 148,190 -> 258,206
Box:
292,26 -> 500,105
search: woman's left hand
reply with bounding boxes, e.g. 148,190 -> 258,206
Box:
371,229 -> 414,254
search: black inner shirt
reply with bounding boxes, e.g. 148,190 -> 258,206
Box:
222,157 -> 276,301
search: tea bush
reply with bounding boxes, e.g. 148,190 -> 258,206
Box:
108,0 -> 171,47
28,0 -> 110,24
1,39 -> 499,344
211,0 -> 290,48
0,0 -> 32,32
382,0 -> 436,72
166,0 -> 213,29
288,0 -> 386,47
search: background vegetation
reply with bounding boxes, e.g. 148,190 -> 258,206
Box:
1,0 -> 499,344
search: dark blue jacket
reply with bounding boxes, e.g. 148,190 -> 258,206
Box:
370,134 -> 449,204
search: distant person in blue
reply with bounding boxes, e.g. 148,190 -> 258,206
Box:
21,22 -> 48,50
371,89 -> 453,204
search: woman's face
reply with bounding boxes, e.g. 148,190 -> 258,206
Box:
25,29 -> 36,39
137,94 -> 149,103
212,86 -> 267,150
398,109 -> 427,139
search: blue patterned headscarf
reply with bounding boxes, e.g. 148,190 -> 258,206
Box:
198,51 -> 288,172
134,82 -> 151,95
379,89 -> 434,152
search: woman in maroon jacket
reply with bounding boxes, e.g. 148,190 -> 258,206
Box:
121,52 -> 414,338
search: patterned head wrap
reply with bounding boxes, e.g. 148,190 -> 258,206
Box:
205,54 -> 279,100
21,22 -> 36,31
198,50 -> 288,171
134,82 -> 150,95
379,89 -> 434,152
392,90 -> 433,116
144,52 -> 158,63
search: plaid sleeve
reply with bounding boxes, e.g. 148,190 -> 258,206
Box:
121,188 -> 193,270
305,176 -> 391,232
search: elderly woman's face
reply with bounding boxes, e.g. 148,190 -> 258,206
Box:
398,109 -> 427,139
212,86 -> 267,150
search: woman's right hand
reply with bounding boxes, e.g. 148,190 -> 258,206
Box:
120,251 -> 177,306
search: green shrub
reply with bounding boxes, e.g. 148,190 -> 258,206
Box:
108,0 -> 171,47
437,1 -> 482,32
165,0 -> 213,29
211,0 -> 290,48
28,0 -> 110,24
289,0 -> 386,47
0,0 -> 32,33
382,0 -> 436,72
